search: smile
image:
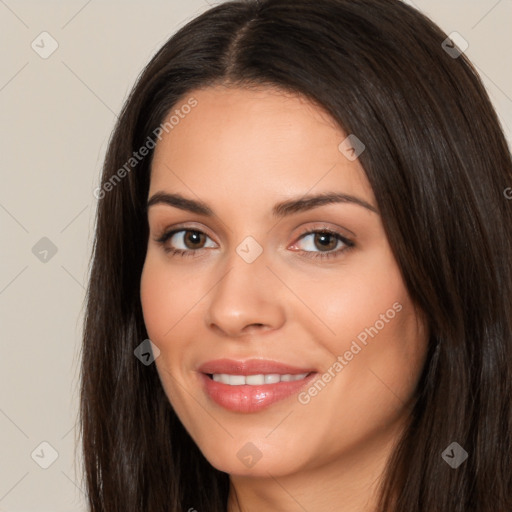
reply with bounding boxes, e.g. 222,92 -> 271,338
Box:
198,369 -> 317,413
210,373 -> 310,385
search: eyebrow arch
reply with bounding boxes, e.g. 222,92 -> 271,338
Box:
146,191 -> 378,217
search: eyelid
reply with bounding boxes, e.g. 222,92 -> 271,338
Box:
153,222 -> 218,243
153,221 -> 356,259
293,222 -> 354,239
153,220 -> 353,241
288,224 -> 354,254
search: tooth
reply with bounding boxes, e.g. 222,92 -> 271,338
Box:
229,375 -> 246,385
246,374 -> 265,385
211,372 -> 310,385
218,374 -> 231,384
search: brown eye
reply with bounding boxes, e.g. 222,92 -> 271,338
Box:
156,228 -> 217,257
292,229 -> 355,261
181,230 -> 207,249
312,232 -> 338,251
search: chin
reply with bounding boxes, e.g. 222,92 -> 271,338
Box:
198,440 -> 308,477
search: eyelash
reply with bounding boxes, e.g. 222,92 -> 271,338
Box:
154,226 -> 355,261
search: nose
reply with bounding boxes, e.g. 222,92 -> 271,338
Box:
204,249 -> 286,338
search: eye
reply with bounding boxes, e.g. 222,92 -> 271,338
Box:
155,226 -> 355,260
291,228 -> 355,260
155,228 -> 216,257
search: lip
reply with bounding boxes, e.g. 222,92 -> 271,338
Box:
197,358 -> 318,413
197,358 -> 316,375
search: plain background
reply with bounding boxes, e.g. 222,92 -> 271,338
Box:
1,1 -> 511,510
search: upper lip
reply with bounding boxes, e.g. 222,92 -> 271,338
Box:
198,358 -> 317,376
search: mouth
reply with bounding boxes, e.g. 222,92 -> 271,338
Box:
197,359 -> 318,413
205,372 -> 311,385
197,357 -> 316,376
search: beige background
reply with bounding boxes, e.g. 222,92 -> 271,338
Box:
1,1 -> 511,510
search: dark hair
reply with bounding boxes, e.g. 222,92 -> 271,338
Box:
80,0 -> 512,510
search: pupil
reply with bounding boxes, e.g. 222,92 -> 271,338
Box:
186,231 -> 203,248
316,233 -> 335,250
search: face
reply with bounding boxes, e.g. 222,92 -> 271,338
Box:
140,85 -> 428,477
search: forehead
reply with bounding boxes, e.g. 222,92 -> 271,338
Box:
149,85 -> 373,206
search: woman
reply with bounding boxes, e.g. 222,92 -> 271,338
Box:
80,0 -> 512,510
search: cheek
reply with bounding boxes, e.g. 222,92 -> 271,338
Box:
299,248 -> 408,345
140,258 -> 191,399
139,253 -> 209,376
140,260 -> 166,340
295,248 -> 427,414
140,256 -> 187,341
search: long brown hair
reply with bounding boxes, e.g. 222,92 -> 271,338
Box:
80,0 -> 512,510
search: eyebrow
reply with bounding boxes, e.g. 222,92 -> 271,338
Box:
146,191 -> 378,217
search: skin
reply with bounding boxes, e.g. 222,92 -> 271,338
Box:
140,85 -> 429,512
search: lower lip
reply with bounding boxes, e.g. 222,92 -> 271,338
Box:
199,372 -> 317,413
